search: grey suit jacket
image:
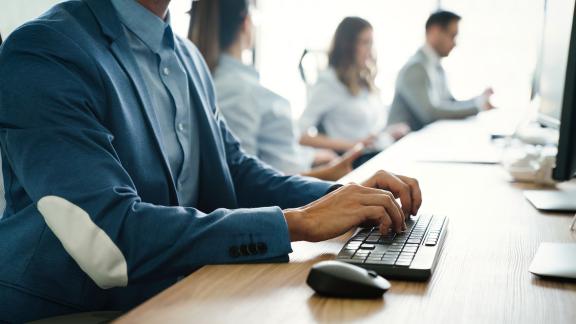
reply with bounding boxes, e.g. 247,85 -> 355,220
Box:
388,48 -> 480,130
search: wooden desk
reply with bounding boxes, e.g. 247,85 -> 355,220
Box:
117,121 -> 576,324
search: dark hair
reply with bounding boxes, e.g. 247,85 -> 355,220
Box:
328,17 -> 375,95
425,10 -> 461,31
189,0 -> 249,72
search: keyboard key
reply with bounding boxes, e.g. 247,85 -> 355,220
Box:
360,244 -> 375,250
338,250 -> 355,258
365,235 -> 381,243
346,258 -> 366,264
395,260 -> 412,267
407,239 -> 422,244
352,255 -> 368,261
371,259 -> 396,265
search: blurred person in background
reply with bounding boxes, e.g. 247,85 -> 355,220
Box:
387,10 -> 494,131
190,0 -> 362,181
298,17 -> 410,155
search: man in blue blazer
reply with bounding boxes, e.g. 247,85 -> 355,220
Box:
0,0 -> 422,321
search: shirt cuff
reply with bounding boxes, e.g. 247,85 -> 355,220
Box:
325,183 -> 343,195
474,94 -> 488,110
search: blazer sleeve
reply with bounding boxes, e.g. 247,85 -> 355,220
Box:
0,23 -> 297,290
397,63 -> 480,125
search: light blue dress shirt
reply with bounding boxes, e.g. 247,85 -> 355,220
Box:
213,55 -> 313,174
112,0 -> 199,205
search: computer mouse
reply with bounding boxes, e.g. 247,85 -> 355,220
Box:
306,260 -> 391,298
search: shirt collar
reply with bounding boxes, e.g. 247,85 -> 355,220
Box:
218,54 -> 260,80
111,0 -> 175,52
422,43 -> 441,65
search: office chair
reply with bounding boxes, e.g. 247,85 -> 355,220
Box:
298,48 -> 328,87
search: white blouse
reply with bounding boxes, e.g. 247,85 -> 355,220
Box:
299,67 -> 393,149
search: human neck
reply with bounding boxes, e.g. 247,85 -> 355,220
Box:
137,0 -> 170,19
225,41 -> 244,61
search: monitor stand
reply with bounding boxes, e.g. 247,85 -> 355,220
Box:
524,190 -> 576,212
529,242 -> 576,280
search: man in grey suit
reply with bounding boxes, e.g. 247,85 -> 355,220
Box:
388,11 -> 494,131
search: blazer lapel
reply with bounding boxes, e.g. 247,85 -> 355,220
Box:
83,0 -> 179,204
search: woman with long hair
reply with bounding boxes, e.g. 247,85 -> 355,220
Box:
299,17 -> 410,153
189,0 -> 361,181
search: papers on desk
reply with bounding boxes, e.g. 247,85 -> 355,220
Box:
387,118 -> 506,164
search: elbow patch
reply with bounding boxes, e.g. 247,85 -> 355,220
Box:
37,195 -> 128,289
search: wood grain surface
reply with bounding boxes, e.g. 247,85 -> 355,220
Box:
117,120 -> 576,324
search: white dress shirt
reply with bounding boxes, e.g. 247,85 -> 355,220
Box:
299,67 -> 393,150
213,55 -> 313,174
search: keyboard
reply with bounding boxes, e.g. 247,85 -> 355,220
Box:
336,214 -> 448,281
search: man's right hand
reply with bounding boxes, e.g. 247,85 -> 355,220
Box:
283,184 -> 405,242
385,123 -> 411,141
481,87 -> 495,110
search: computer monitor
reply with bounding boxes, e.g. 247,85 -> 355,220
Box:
549,0 -> 576,182
534,0 -> 576,181
524,0 -> 576,212
537,0 -> 576,129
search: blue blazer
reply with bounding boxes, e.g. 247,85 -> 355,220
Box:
0,0 -> 332,315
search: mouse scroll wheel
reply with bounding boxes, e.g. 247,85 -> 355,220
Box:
367,270 -> 378,278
